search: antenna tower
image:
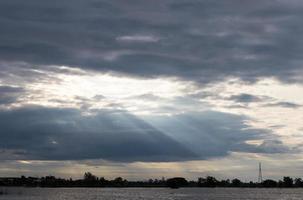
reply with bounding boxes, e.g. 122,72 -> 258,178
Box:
258,162 -> 263,183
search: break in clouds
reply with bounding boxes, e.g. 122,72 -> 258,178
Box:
0,0 -> 303,178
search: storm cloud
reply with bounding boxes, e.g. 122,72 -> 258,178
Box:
0,106 -> 290,162
0,0 -> 302,83
0,106 -> 196,162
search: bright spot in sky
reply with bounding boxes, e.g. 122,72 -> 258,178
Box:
1,65 -> 303,180
20,68 -> 193,114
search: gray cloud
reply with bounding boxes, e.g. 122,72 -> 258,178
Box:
256,140 -> 293,154
226,93 -> 273,109
0,106 -> 292,162
264,101 -> 302,108
0,0 -> 302,83
227,93 -> 302,109
128,93 -> 164,101
0,85 -> 24,105
228,93 -> 264,103
0,0 -> 301,170
0,106 -> 196,162
143,111 -> 291,159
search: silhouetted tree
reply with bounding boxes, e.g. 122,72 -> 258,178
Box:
197,177 -> 206,187
83,172 -> 98,187
278,180 -> 284,187
231,178 -> 242,187
98,177 -> 107,186
294,178 -> 303,187
197,176 -> 218,187
262,179 -> 277,187
84,172 -> 97,182
112,177 -> 127,187
219,179 -> 231,187
166,177 -> 188,188
3,174 -> 303,188
283,177 -> 293,187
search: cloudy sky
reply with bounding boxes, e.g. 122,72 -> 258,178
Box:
1,0 -> 303,181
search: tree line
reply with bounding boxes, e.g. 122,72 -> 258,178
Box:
0,172 -> 302,188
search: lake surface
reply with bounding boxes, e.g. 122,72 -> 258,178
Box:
1,187 -> 303,200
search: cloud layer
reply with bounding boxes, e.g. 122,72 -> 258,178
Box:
0,0 -> 303,178
0,106 -> 291,162
0,106 -> 197,162
0,0 -> 303,83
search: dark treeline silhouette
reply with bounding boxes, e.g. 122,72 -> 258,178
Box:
1,173 -> 303,188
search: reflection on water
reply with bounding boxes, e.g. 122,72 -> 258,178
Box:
0,187 -> 303,200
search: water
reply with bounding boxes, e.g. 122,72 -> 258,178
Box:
1,187 -> 303,200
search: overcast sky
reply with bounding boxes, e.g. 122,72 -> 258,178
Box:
0,0 -> 303,181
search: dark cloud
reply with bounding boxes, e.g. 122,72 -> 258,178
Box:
0,0 -> 302,83
0,106 -> 291,162
143,111 -> 291,159
264,101 -> 302,108
0,85 -> 24,105
256,140 -> 293,154
228,93 -> 264,103
0,86 -> 23,93
227,93 -> 302,109
0,106 -> 196,162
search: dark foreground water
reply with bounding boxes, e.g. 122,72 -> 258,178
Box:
1,187 -> 303,200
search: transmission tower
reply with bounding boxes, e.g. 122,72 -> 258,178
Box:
258,162 -> 263,183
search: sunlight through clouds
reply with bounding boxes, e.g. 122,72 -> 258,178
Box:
17,67 -> 192,114
1,64 -> 303,179
1,0 -> 303,182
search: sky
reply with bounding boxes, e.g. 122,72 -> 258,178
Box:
0,0 -> 303,181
